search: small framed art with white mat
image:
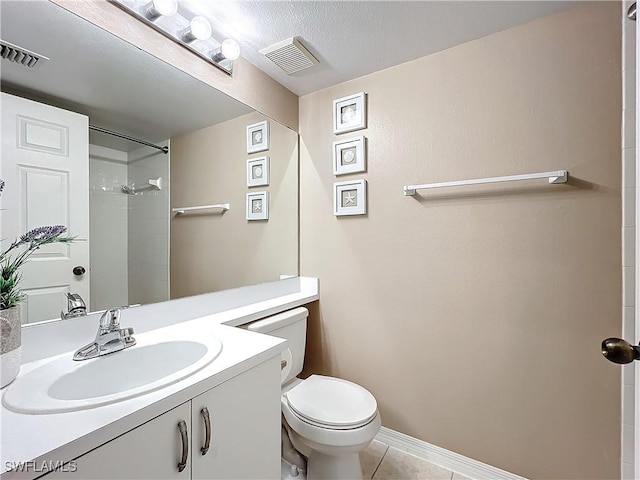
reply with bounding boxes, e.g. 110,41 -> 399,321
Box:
247,156 -> 269,187
333,136 -> 366,175
246,191 -> 269,220
334,179 -> 367,216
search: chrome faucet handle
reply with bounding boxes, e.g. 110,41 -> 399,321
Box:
61,293 -> 87,320
98,308 -> 123,333
66,293 -> 86,311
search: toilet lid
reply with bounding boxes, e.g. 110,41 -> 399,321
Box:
285,375 -> 377,428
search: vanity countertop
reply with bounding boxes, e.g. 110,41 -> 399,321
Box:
0,277 -> 319,479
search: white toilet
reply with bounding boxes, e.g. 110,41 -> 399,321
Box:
247,307 -> 381,480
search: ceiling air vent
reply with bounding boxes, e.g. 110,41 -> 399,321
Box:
259,37 -> 318,75
0,40 -> 48,68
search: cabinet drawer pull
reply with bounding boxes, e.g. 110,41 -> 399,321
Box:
201,407 -> 211,455
177,420 -> 188,473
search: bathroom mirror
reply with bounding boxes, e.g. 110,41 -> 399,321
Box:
0,1 -> 298,324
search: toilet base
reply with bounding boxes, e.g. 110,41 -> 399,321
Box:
307,451 -> 363,480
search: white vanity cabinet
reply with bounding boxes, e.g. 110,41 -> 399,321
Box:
43,402 -> 192,480
42,357 -> 281,480
190,356 -> 281,480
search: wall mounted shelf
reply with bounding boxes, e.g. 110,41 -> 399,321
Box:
172,204 -> 230,215
404,170 -> 568,196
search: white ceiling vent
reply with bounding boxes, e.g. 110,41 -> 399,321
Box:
259,37 -> 318,75
0,40 -> 48,68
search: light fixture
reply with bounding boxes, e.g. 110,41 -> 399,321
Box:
180,16 -> 211,43
144,0 -> 178,21
110,0 -> 239,75
212,39 -> 240,62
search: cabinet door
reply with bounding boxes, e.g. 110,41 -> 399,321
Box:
44,402 -> 192,480
191,357 -> 281,480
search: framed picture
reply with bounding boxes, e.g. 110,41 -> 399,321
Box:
334,179 -> 367,216
246,191 -> 269,220
247,156 -> 270,187
247,121 -> 269,153
333,136 -> 366,175
333,92 -> 366,134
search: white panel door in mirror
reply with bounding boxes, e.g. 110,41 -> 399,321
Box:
18,116 -> 69,156
1,92 -> 89,324
20,166 -> 70,259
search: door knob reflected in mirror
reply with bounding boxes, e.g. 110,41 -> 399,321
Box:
72,266 -> 86,276
601,338 -> 640,364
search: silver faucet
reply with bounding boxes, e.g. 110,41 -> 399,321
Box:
73,307 -> 136,361
61,293 -> 87,320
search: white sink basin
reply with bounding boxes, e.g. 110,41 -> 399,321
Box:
2,332 -> 223,414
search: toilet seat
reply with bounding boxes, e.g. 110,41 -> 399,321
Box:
284,375 -> 377,430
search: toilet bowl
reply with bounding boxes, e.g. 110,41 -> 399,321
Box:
282,376 -> 381,479
246,308 -> 380,480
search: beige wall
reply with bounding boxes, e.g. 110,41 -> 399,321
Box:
170,112 -> 298,298
299,4 -> 621,479
50,0 -> 299,131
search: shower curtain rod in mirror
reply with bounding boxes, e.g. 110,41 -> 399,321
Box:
89,125 -> 169,154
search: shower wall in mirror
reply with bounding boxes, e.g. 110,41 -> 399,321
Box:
88,143 -> 170,311
0,1 -> 299,324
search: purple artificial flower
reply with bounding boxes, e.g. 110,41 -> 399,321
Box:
9,225 -> 70,251
19,225 -> 67,244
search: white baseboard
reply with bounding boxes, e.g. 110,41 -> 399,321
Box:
375,426 -> 528,480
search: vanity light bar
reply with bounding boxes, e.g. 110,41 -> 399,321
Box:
109,0 -> 237,76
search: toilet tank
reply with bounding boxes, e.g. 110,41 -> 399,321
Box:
246,307 -> 308,385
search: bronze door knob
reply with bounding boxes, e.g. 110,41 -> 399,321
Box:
601,338 -> 640,364
72,266 -> 86,276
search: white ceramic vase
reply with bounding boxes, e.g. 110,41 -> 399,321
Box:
1,306 -> 21,388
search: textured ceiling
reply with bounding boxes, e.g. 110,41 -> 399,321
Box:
0,0 -> 588,148
180,1 -> 585,96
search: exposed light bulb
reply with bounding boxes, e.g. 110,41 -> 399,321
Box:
211,39 -> 240,63
190,16 -> 212,40
220,39 -> 240,61
144,0 -> 178,21
180,16 -> 212,43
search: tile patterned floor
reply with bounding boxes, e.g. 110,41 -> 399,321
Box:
360,440 -> 472,480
